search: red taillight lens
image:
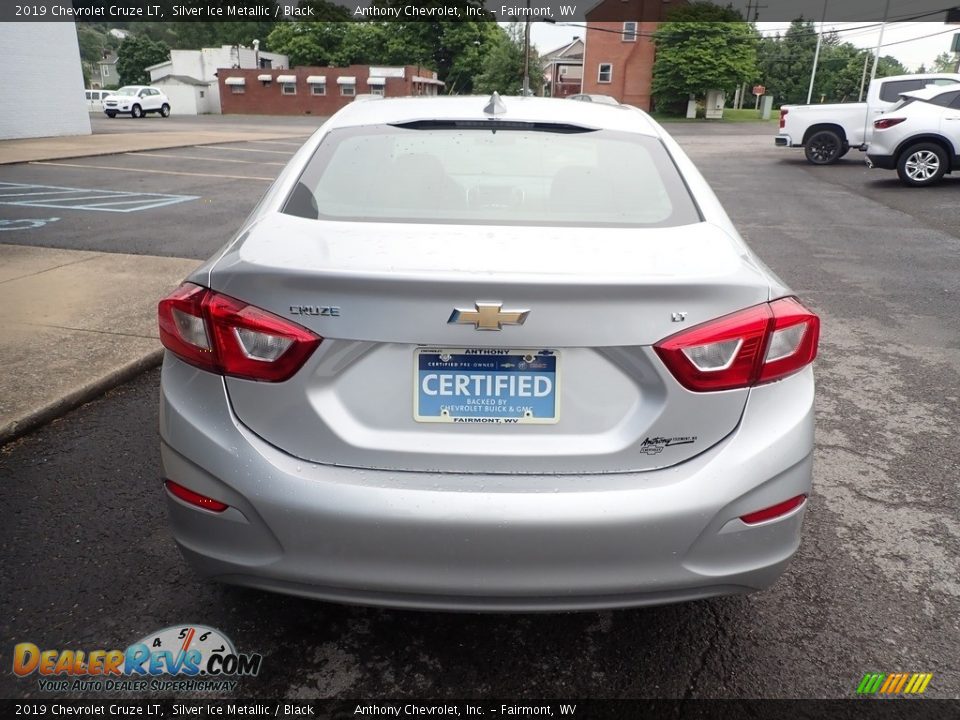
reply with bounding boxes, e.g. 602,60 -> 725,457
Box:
654,297 -> 819,392
779,108 -> 788,129
158,283 -> 322,382
740,494 -> 807,525
164,479 -> 229,513
874,117 -> 906,130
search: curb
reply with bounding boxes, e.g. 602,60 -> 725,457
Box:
0,134 -> 310,166
0,348 -> 163,447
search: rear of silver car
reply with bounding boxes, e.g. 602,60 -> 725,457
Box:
158,98 -> 818,611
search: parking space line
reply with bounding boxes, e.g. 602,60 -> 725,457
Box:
201,146 -> 294,155
126,152 -> 285,166
0,180 -> 199,213
248,140 -> 308,147
29,162 -> 274,182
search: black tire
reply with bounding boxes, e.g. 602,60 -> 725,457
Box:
105,111 -> 116,118
896,143 -> 948,187
837,144 -> 851,159
131,104 -> 143,119
804,129 -> 844,165
160,104 -> 170,118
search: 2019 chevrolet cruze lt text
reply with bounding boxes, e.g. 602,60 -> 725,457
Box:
158,94 -> 819,611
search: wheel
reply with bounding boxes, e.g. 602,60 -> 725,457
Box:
105,111 -> 116,118
131,104 -> 143,118
837,144 -> 850,159
160,104 -> 170,118
804,129 -> 844,165
896,143 -> 948,187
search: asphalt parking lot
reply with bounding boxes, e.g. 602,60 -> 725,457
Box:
0,134 -> 305,258
1,118 -> 958,700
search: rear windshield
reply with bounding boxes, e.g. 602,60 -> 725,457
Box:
283,124 -> 701,227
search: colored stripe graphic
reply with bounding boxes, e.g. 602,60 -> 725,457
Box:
857,672 -> 932,695
857,673 -> 885,694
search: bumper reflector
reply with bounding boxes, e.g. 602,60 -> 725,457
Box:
740,494 -> 807,525
164,479 -> 229,513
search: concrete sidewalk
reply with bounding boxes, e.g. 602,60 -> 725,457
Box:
0,244 -> 198,444
0,126 -> 311,165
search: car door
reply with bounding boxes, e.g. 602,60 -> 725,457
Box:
139,88 -> 156,111
942,92 -> 960,157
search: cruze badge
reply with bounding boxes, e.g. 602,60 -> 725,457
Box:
448,302 -> 529,331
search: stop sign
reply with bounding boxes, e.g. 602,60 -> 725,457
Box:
753,85 -> 766,96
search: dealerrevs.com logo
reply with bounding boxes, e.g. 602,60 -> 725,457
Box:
12,625 -> 262,693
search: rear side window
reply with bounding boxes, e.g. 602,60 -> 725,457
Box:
284,125 -> 701,228
880,80 -> 927,102
927,90 -> 960,108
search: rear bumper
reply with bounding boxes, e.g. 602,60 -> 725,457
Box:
159,355 -> 815,611
865,153 -> 896,170
775,134 -> 793,147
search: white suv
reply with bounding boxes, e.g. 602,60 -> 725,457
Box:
103,86 -> 171,119
866,85 -> 960,186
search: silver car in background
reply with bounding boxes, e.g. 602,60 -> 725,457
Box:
158,95 -> 820,611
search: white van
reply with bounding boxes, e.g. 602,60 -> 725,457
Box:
85,89 -> 108,112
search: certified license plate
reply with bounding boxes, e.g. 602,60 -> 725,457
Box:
414,348 -> 559,424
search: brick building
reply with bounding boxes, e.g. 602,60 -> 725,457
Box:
218,65 -> 443,116
580,0 -> 686,110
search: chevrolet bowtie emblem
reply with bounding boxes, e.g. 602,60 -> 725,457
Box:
448,302 -> 529,331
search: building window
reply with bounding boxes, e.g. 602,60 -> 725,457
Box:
231,85 -> 244,94
311,84 -> 326,96
199,91 -> 205,98
340,84 -> 356,97
370,86 -> 384,96
622,22 -> 638,41
598,63 -> 613,83
282,83 -> 296,95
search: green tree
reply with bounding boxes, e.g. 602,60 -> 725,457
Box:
76,25 -> 112,63
652,2 -> 758,110
473,23 -> 542,96
266,22 -> 350,66
116,35 -> 170,85
756,20 -> 819,105
931,52 -> 957,73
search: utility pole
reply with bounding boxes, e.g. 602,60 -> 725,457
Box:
522,0 -> 531,96
806,0 -> 828,104
870,0 -> 891,84
858,52 -> 870,101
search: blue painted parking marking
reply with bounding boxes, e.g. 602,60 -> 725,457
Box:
0,182 -> 198,213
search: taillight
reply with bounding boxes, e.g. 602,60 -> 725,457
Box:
654,297 -> 819,392
874,117 -> 906,130
779,108 -> 788,129
158,283 -> 321,382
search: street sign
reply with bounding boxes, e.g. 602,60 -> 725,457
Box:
753,85 -> 766,96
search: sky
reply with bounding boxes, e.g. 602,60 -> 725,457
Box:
530,17 -> 960,73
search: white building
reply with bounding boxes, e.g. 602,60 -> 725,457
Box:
147,45 -> 289,115
1,23 -> 90,139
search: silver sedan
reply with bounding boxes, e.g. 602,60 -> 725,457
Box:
158,94 -> 819,611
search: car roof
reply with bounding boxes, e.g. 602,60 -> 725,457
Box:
900,83 -> 960,101
323,95 -> 661,137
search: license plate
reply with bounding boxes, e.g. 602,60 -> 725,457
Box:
414,348 -> 559,424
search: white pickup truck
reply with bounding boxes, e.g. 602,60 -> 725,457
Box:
776,73 -> 960,164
